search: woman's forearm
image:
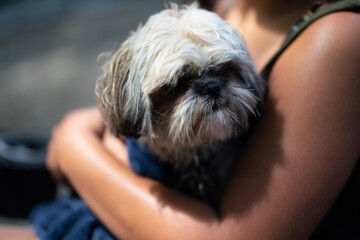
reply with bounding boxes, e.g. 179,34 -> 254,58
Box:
59,127 -> 221,240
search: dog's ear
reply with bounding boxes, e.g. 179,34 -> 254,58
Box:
96,39 -> 143,138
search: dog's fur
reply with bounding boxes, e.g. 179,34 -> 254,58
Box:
95,3 -> 265,203
96,3 -> 265,161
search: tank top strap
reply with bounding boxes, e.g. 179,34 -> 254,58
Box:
261,0 -> 360,79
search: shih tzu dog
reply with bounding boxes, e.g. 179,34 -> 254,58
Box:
96,3 -> 265,207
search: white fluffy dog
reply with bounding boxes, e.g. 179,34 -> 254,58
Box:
96,3 -> 265,205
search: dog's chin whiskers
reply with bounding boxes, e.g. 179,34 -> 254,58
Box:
194,109 -> 234,142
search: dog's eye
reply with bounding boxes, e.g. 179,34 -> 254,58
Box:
221,71 -> 237,79
217,66 -> 246,84
173,75 -> 193,92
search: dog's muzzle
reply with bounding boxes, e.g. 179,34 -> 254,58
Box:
194,78 -> 224,99
193,77 -> 228,112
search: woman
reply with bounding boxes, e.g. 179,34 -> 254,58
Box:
2,0 -> 359,239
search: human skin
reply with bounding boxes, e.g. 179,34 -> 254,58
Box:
2,0 -> 360,239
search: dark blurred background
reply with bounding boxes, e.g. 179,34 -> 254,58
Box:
0,0 -> 167,134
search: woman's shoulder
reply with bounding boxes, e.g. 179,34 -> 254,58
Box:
303,10 -> 360,50
292,10 -> 359,58
271,10 -> 360,88
267,8 -> 360,163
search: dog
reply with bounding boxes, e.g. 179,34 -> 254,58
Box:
95,3 -> 265,206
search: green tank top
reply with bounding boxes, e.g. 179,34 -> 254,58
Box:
260,1 -> 360,238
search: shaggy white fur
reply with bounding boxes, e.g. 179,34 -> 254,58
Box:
96,3 -> 265,163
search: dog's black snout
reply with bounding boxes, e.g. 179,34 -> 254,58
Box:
195,79 -> 224,99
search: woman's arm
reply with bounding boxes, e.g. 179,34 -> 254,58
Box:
48,12 -> 360,240
47,108 -> 220,240
221,11 -> 360,238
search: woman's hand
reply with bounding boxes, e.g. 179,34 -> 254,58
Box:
46,107 -> 105,183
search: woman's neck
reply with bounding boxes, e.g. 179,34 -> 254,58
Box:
238,0 -> 310,13
223,0 -> 311,70
236,0 -> 311,30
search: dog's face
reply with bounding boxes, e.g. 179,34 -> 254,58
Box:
96,4 -> 264,155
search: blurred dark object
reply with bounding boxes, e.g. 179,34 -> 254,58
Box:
0,132 -> 57,219
182,0 -> 216,10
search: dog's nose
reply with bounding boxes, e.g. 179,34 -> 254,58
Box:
195,79 -> 224,99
